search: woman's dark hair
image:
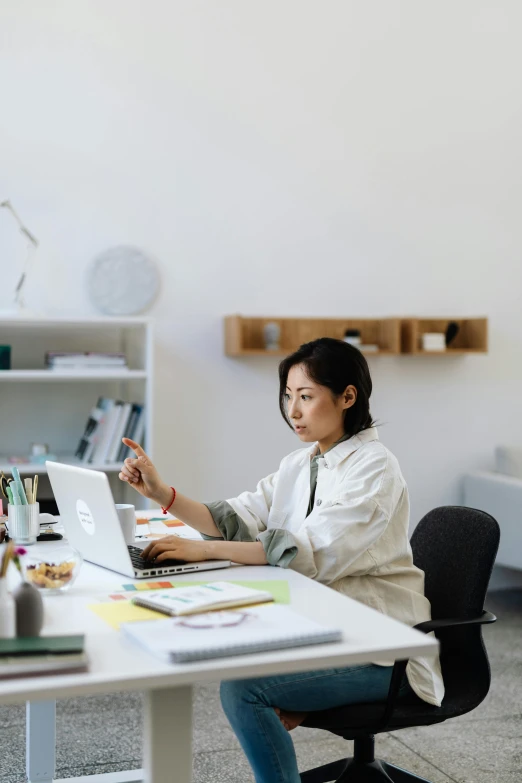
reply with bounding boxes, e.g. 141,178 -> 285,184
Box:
278,337 -> 375,438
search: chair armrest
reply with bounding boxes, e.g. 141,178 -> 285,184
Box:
376,610 -> 496,730
414,610 -> 496,634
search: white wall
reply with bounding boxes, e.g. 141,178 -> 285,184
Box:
2,1 -> 522,583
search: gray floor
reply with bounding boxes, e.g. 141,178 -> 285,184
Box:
1,588 -> 520,783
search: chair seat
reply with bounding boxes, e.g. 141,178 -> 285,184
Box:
302,668 -> 488,738
302,697 -> 444,739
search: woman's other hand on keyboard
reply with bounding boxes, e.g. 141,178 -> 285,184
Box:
142,536 -> 212,563
119,438 -> 170,504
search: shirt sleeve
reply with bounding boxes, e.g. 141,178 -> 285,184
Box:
202,471 -> 278,542
202,500 -> 298,567
273,452 -> 403,583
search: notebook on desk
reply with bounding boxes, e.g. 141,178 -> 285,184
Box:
121,604 -> 343,663
131,581 -> 275,616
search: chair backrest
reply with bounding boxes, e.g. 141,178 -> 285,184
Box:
410,506 -> 500,621
410,506 -> 500,715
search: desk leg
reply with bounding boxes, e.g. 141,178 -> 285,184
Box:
26,700 -> 56,783
143,686 -> 192,783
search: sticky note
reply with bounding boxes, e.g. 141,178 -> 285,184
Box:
88,602 -> 164,629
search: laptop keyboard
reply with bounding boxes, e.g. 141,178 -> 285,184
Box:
127,545 -> 187,571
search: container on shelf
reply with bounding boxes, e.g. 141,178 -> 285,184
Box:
343,329 -> 361,347
421,333 -> 446,352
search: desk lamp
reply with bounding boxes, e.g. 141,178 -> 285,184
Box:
0,199 -> 39,313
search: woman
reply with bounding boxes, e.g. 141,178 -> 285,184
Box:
119,337 -> 444,783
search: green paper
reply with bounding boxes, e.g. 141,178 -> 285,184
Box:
171,580 -> 291,604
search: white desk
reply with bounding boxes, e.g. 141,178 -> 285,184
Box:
1,558 -> 438,783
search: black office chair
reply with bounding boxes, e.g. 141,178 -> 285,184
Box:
299,506 -> 500,783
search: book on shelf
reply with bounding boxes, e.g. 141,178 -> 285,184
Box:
107,401 -> 132,463
75,398 -> 146,465
116,403 -> 145,461
90,399 -> 124,464
0,634 -> 88,679
45,352 -> 128,370
74,398 -> 106,463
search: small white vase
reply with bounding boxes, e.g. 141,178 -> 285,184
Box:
0,578 -> 16,638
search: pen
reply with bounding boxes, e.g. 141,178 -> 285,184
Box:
11,466 -> 28,505
24,478 -> 33,504
8,483 -> 19,505
33,474 -> 38,502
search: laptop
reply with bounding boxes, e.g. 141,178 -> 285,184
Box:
46,461 -> 231,579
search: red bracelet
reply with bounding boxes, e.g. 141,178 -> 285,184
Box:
161,486 -> 176,515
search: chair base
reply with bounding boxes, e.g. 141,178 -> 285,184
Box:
300,757 -> 434,783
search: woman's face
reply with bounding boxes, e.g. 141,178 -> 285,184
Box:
284,364 -> 356,453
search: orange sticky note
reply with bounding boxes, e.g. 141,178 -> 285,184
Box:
163,519 -> 185,528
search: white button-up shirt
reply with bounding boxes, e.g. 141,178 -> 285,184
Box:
209,427 -> 444,706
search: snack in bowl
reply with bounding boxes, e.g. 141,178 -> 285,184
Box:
26,560 -> 76,589
22,546 -> 83,593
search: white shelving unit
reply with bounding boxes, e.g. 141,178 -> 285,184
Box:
0,315 -> 153,507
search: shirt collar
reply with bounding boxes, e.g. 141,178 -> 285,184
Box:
299,426 -> 379,469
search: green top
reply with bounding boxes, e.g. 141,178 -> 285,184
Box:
306,432 -> 352,517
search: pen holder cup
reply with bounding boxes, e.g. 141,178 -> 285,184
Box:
8,503 -> 40,545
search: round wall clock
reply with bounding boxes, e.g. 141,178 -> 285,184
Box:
87,246 -> 160,315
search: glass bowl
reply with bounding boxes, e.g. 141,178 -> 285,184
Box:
22,545 -> 83,595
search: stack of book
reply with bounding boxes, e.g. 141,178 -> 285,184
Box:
75,397 -> 146,464
0,634 -> 88,679
46,352 -> 129,370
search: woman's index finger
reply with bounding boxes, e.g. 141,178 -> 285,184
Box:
122,438 -> 147,458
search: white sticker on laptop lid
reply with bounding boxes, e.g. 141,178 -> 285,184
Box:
76,499 -> 95,535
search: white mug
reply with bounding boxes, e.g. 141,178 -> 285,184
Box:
115,504 -> 136,545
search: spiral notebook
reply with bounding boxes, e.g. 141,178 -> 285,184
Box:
121,604 -> 342,663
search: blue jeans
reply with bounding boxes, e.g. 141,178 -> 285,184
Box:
220,663 -> 411,783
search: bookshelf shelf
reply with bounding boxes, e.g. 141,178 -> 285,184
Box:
0,458 -> 124,475
0,315 -> 151,327
0,316 -> 153,509
0,370 -> 148,382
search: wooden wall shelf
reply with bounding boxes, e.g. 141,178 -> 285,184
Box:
225,316 -> 488,357
225,316 -> 401,356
